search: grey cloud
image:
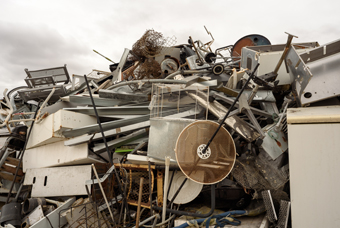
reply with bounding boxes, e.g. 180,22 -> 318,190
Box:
0,21 -> 101,94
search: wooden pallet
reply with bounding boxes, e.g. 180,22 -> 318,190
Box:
0,157 -> 23,182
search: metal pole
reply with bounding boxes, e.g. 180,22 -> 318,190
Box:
84,75 -> 131,220
84,75 -> 112,164
200,63 -> 260,156
162,156 -> 170,223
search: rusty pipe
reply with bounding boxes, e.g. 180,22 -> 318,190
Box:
35,87 -> 56,123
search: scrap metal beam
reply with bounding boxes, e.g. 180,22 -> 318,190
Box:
62,107 -> 192,138
64,107 -> 201,146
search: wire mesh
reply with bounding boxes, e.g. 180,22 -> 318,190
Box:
126,170 -> 154,208
132,29 -> 165,59
149,83 -> 209,118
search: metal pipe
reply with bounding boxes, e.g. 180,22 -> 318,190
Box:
85,74 -> 130,220
152,214 -> 160,228
84,75 -> 112,164
8,119 -> 35,123
167,178 -> 187,207
9,91 -> 18,112
162,156 -> 170,223
35,87 -> 55,123
135,177 -> 144,228
132,214 -> 159,228
166,170 -> 176,200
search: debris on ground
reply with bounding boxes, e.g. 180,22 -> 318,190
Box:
0,27 -> 339,228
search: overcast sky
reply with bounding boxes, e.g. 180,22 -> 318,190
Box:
0,0 -> 339,95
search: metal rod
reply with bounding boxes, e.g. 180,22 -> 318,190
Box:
35,87 -> 56,123
166,170 -> 176,200
200,63 -> 260,156
84,75 -> 112,164
83,74 -> 132,220
135,177 -> 144,228
162,156 -> 170,223
167,178 -> 187,208
91,164 -> 115,224
132,214 -> 159,228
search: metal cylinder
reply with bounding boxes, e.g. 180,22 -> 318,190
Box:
22,198 -> 46,214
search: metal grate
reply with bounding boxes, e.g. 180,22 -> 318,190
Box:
126,170 -> 154,208
261,190 -> 277,223
277,200 -> 290,228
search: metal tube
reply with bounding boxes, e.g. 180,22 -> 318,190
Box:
132,214 -> 159,228
167,178 -> 187,207
162,156 -> 170,223
166,170 -> 176,200
9,91 -> 18,112
84,75 -> 112,164
35,87 -> 55,123
152,214 -> 160,228
135,177 -> 144,228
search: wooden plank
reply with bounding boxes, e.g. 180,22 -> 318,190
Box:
0,165 -> 24,176
5,157 -> 22,167
0,172 -> 22,182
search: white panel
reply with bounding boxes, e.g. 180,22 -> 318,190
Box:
288,123 -> 340,228
27,110 -> 96,149
24,165 -> 92,197
23,140 -> 103,172
287,106 -> 340,124
31,197 -> 76,228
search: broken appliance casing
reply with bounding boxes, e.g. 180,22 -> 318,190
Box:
26,109 -> 97,149
23,140 -> 104,172
24,165 -> 92,197
287,106 -> 340,228
285,39 -> 340,106
241,42 -> 319,85
147,117 -> 195,161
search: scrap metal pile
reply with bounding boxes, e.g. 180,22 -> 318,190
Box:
0,28 -> 339,228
